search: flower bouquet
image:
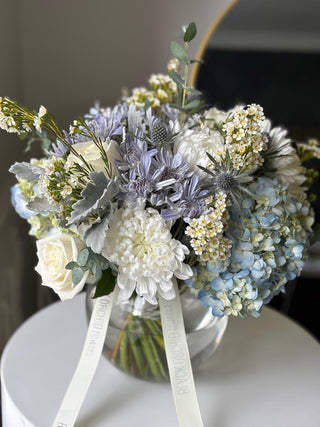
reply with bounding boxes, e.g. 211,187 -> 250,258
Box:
1,22 -> 320,426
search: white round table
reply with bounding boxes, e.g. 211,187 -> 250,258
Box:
1,293 -> 320,427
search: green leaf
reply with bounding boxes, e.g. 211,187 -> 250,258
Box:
183,22 -> 197,43
168,70 -> 185,89
185,86 -> 202,95
170,41 -> 189,63
183,99 -> 201,110
78,248 -> 90,266
18,131 -> 28,141
93,268 -> 116,298
144,98 -> 151,112
65,261 -> 78,270
72,266 -> 84,285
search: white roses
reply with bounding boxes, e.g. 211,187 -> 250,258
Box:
67,138 -> 121,178
35,233 -> 88,301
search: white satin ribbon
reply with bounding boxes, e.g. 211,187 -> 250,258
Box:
159,281 -> 204,427
52,290 -> 115,427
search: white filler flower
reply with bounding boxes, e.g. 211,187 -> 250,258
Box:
103,205 -> 192,304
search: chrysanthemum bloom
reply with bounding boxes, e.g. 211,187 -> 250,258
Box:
103,204 -> 192,304
262,120 -> 307,197
173,127 -> 225,180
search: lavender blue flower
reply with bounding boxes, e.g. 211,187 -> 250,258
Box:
119,133 -> 207,220
51,105 -> 124,157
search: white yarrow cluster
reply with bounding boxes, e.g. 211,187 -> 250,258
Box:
103,205 -> 193,304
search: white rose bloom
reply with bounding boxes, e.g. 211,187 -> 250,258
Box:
35,233 -> 88,301
204,107 -> 229,125
67,138 -> 121,178
103,205 -> 193,305
174,128 -> 225,180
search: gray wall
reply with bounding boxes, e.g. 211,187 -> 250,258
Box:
0,0 -> 234,352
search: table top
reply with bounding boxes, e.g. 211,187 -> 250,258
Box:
1,293 -> 320,427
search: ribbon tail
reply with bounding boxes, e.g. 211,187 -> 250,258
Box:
52,290 -> 116,427
159,280 -> 204,427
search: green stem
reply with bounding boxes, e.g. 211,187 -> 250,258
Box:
128,317 -> 147,377
181,43 -> 189,110
110,313 -> 131,363
119,330 -> 130,373
139,333 -> 163,381
144,319 -> 165,349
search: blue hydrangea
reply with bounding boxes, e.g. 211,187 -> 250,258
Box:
11,185 -> 36,219
187,177 -> 313,317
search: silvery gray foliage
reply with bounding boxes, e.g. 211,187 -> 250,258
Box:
83,209 -> 115,254
27,197 -> 59,213
67,172 -> 119,225
9,162 -> 45,182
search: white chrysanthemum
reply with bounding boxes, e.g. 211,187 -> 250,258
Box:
103,205 -> 193,304
174,128 -> 225,180
262,120 -> 306,197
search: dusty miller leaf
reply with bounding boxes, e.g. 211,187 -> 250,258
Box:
27,197 -> 59,213
83,207 -> 116,254
67,172 -> 119,225
9,162 -> 45,182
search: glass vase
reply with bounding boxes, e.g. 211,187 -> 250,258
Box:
85,284 -> 227,382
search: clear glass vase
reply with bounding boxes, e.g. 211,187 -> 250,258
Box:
86,284 -> 228,382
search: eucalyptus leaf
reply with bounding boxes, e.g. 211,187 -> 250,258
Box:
168,71 -> 185,89
183,99 -> 201,110
93,268 -> 116,298
65,261 -> 78,270
72,266 -> 84,285
170,41 -> 189,64
186,86 -> 202,95
183,22 -> 197,43
78,248 -> 90,266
